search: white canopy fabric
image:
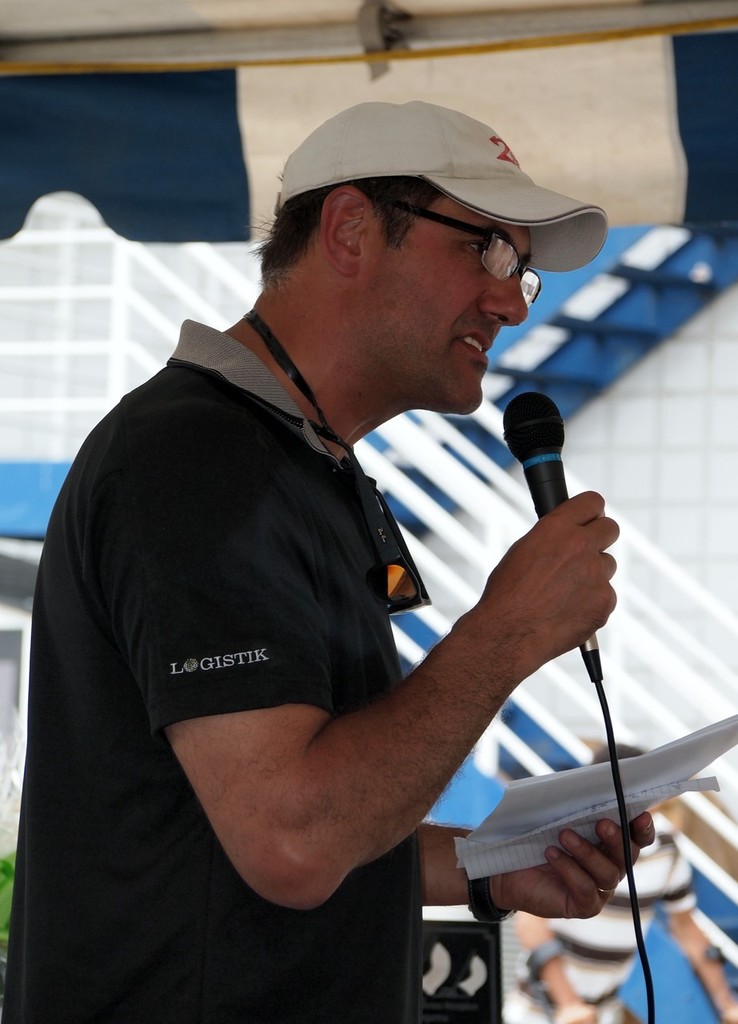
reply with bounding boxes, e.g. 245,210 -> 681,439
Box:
236,35 -> 693,233
2,0 -> 736,62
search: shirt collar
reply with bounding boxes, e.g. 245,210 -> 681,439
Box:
168,319 -> 328,455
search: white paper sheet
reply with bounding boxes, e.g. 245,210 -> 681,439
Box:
455,713 -> 738,877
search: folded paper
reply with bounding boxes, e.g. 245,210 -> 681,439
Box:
456,714 -> 738,877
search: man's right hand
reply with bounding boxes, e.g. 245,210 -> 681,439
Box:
472,490 -> 618,683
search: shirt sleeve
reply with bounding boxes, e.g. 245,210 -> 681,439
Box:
96,400 -> 339,731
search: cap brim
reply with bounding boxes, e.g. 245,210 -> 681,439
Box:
426,176 -> 608,272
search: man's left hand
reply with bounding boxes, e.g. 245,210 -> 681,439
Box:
489,811 -> 654,919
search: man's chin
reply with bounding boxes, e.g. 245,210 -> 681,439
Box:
426,392 -> 484,417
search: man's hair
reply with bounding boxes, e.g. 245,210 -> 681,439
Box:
257,176 -> 442,287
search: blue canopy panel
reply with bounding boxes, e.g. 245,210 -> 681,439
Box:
675,32 -> 738,226
0,70 -> 250,241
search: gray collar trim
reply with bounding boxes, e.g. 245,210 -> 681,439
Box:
168,319 -> 328,455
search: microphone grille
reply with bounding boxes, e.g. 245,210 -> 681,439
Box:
503,392 -> 565,461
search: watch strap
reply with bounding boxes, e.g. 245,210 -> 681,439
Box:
467,874 -> 514,923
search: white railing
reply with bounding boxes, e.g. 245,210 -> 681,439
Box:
364,413 -> 738,960
362,409 -> 738,804
3,193 -> 738,942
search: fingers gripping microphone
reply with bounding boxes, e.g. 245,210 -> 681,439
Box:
503,392 -> 602,683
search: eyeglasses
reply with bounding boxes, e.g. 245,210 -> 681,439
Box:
340,443 -> 430,614
392,200 -> 542,307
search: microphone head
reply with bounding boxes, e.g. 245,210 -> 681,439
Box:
503,392 -> 565,462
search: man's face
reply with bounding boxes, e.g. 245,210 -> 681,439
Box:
358,195 -> 533,418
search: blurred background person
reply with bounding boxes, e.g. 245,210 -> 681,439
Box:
504,743 -> 738,1024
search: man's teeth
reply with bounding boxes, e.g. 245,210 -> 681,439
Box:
461,336 -> 483,352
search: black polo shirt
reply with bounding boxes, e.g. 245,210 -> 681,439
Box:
5,322 -> 422,1023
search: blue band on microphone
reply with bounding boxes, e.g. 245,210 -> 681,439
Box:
522,452 -> 563,470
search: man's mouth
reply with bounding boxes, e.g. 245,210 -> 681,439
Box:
460,335 -> 484,353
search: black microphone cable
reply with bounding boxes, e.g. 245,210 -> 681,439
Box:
592,666 -> 655,1024
503,391 -> 656,1024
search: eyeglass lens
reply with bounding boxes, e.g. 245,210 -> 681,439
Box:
480,238 -> 541,306
386,563 -> 418,602
521,269 -> 542,306
481,236 -> 519,279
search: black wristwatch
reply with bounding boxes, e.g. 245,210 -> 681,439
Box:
466,874 -> 514,923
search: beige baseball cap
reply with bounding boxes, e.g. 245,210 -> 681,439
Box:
277,100 -> 607,273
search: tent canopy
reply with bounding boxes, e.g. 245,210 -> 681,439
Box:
3,0 -> 737,64
1,0 -> 738,240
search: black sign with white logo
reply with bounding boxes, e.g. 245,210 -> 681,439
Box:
422,920 -> 502,1024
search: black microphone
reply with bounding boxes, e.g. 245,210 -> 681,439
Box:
503,391 -> 602,683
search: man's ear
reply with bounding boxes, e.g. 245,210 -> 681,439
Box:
319,186 -> 372,276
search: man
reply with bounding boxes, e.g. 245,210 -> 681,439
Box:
5,101 -> 653,1022
504,745 -> 738,1024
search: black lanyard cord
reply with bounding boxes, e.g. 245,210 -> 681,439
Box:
242,309 -> 345,450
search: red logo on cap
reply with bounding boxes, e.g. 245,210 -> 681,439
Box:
489,135 -> 519,167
